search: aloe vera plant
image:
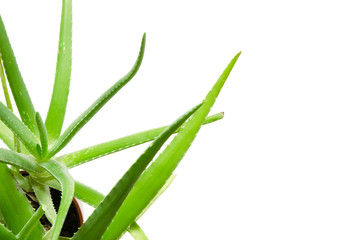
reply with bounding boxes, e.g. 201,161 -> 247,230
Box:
0,0 -> 240,239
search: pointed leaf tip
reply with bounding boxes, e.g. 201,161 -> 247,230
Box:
234,51 -> 241,61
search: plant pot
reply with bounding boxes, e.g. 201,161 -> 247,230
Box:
20,171 -> 83,237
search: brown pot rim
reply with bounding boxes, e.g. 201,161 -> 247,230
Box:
72,198 -> 84,225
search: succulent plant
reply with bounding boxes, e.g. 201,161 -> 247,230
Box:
0,0 -> 240,239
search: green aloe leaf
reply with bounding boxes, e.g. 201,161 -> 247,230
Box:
0,57 -> 18,151
0,16 -> 37,134
9,168 -> 32,192
0,121 -> 14,150
46,0 -> 72,143
47,33 -> 146,158
39,160 -> 74,240
0,55 -> 13,111
0,223 -> 17,240
35,112 -> 48,159
72,103 -> 202,240
0,56 -> 23,153
0,102 -> 40,157
16,207 -> 45,240
74,180 -> 104,208
102,52 -> 241,240
31,179 -> 57,225
0,148 -> 43,173
0,164 -> 44,239
128,222 -> 149,240
57,112 -> 224,168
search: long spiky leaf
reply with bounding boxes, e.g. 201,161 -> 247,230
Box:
0,121 -> 14,150
0,164 -> 44,238
1,56 -> 22,153
0,223 -> 17,240
102,52 -> 241,239
31,179 -> 57,225
57,112 -> 224,168
128,222 -> 149,240
36,112 -> 48,158
0,148 -> 43,173
0,56 -> 13,111
72,103 -> 202,240
16,207 -> 45,240
0,15 -> 38,134
39,160 -> 74,240
0,102 -> 40,157
46,0 -> 72,142
0,54 -> 15,150
47,33 -> 146,158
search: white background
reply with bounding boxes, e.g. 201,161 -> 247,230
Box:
1,0 -> 362,239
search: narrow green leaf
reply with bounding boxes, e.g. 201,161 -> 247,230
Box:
36,144 -> 42,159
102,52 -> 241,239
41,227 -> 52,240
0,223 -> 17,240
202,112 -> 224,125
14,137 -> 21,153
0,164 -> 44,238
45,0 -> 72,142
73,103 -> 201,240
36,112 -> 48,159
31,179 -> 57,225
39,160 -> 74,240
128,222 -> 149,240
0,121 -> 14,150
57,112 -> 224,168
47,34 -> 146,158
0,29 -> 29,155
0,55 -> 13,111
9,168 -> 32,192
0,102 -> 40,157
0,54 -> 15,150
16,207 -> 45,240
74,180 -> 104,208
0,148 -> 44,173
0,15 -> 37,134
